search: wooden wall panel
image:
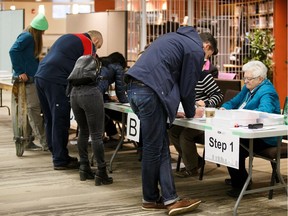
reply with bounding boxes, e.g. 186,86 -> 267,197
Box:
94,0 -> 115,12
273,0 -> 287,108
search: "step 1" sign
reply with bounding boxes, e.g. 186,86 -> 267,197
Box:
204,129 -> 240,169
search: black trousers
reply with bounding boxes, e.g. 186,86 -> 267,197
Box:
104,109 -> 121,136
228,138 -> 273,188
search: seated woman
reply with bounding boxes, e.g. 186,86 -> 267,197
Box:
168,70 -> 223,178
220,60 -> 280,197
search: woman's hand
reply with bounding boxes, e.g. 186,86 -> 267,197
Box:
196,100 -> 205,108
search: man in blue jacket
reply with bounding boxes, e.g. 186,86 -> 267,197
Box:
221,60 -> 280,197
125,26 -> 218,215
35,31 -> 103,170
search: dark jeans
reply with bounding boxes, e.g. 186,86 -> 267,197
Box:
127,82 -> 179,205
228,138 -> 273,188
70,85 -> 106,168
35,78 -> 70,166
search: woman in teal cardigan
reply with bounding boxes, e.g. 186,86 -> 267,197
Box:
221,60 -> 281,197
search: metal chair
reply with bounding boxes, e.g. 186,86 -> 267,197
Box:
253,97 -> 288,199
250,140 -> 287,199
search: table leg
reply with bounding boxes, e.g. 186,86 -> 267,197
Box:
108,112 -> 126,173
233,139 -> 254,216
0,89 -> 11,115
233,137 -> 288,215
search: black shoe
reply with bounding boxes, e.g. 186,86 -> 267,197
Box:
226,184 -> 252,198
175,168 -> 198,178
225,178 -> 232,185
95,168 -> 113,186
225,178 -> 252,187
54,158 -> 79,170
69,156 -> 78,162
79,163 -> 95,181
95,174 -> 113,186
109,134 -> 120,141
226,188 -> 242,197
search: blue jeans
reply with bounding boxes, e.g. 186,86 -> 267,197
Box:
127,82 -> 179,205
70,85 -> 106,168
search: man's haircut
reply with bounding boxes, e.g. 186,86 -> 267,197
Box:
199,32 -> 218,55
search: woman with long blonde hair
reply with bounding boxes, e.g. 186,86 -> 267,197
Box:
9,13 -> 49,151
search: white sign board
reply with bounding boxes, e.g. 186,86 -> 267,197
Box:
205,129 -> 240,169
126,112 -> 140,142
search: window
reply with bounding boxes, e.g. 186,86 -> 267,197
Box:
52,0 -> 94,19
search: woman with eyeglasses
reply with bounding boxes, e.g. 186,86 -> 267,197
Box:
220,60 -> 281,197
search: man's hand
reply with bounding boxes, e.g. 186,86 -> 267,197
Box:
193,107 -> 205,118
18,73 -> 28,82
176,112 -> 185,118
109,95 -> 119,102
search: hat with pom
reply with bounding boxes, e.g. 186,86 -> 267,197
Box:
30,13 -> 48,31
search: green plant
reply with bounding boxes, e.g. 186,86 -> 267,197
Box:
246,29 -> 275,82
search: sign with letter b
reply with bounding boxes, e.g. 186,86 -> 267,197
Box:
126,112 -> 140,142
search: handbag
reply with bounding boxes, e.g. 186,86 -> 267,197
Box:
68,55 -> 102,86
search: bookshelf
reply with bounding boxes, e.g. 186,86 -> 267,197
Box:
216,0 -> 274,72
235,0 -> 273,30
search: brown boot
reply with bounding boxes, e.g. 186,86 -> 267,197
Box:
167,199 -> 201,216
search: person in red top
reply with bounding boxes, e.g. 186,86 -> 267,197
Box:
35,31 -> 103,170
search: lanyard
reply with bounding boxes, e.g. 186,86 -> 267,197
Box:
238,92 -> 253,109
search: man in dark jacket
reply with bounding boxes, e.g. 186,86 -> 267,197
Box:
35,31 -> 103,170
125,26 -> 217,215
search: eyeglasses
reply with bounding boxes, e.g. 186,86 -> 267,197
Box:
242,76 -> 259,81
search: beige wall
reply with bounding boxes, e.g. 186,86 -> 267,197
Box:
66,11 -> 127,58
2,2 -> 66,48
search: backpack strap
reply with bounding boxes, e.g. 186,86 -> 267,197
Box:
73,33 -> 93,55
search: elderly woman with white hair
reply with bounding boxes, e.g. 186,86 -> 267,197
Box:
220,60 -> 281,197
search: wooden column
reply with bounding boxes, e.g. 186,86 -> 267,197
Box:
273,0 -> 287,107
